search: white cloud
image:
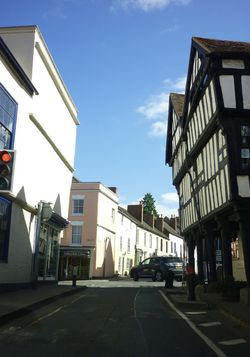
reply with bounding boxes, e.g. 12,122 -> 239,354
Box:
149,121 -> 167,137
155,203 -> 178,218
43,0 -> 76,20
161,192 -> 179,203
136,92 -> 169,120
111,0 -> 191,12
163,76 -> 186,92
137,76 -> 186,137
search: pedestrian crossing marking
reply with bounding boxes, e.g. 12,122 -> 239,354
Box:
199,322 -> 221,327
219,338 -> 247,346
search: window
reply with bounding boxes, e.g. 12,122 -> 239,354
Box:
71,224 -> 83,244
240,125 -> 250,170
166,241 -> 168,253
171,241 -> 173,253
0,85 -> 17,150
0,196 -> 11,261
156,236 -> 159,249
127,238 -> 131,253
174,242 -> 177,255
160,239 -> 163,251
120,236 -> 122,251
180,244 -> 183,258
72,196 -> 84,215
136,228 -> 139,245
149,234 -> 152,248
144,232 -> 147,247
126,258 -> 132,270
111,208 -> 115,224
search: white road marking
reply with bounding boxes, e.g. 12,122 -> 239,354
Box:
159,290 -> 227,357
186,311 -> 207,315
28,306 -> 65,326
71,295 -> 86,304
219,338 -> 247,346
199,322 -> 222,327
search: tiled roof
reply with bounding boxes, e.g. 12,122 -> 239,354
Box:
170,93 -> 185,118
193,37 -> 250,54
118,206 -> 169,239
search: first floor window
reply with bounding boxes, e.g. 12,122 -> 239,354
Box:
120,236 -> 123,251
127,238 -> 131,253
72,224 -> 82,244
166,241 -> 168,253
72,196 -> 84,215
0,85 -> 17,150
0,196 -> 11,261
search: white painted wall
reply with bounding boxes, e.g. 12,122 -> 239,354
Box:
0,26 -> 78,283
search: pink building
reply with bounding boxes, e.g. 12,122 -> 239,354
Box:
59,178 -> 118,280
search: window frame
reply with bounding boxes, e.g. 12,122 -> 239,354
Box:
0,195 -> 12,262
71,222 -> 83,245
0,84 -> 17,150
72,195 -> 84,216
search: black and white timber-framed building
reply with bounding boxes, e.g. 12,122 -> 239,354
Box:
166,37 -> 250,290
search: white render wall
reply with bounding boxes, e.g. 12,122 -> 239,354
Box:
94,187 -> 118,277
0,26 -> 78,283
115,211 -> 137,275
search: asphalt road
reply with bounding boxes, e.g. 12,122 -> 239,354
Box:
0,281 -> 250,357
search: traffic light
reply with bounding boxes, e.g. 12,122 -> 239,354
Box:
0,150 -> 15,191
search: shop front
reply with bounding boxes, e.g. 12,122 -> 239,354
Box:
59,247 -> 94,280
35,210 -> 68,282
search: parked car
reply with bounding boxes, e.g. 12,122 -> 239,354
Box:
129,256 -> 184,282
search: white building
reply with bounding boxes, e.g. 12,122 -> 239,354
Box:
0,26 -> 79,287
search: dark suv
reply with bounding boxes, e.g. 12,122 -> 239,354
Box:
129,256 -> 184,282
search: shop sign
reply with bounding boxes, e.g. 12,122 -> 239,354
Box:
62,249 -> 90,257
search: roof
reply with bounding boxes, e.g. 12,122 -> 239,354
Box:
119,206 -> 171,240
0,36 -> 38,96
170,93 -> 185,118
163,220 -> 182,239
193,37 -> 250,55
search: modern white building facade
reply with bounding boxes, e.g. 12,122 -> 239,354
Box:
0,26 -> 79,286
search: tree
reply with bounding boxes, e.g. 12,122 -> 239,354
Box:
142,193 -> 158,216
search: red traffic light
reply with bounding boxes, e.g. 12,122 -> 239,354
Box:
0,151 -> 12,163
0,149 -> 15,191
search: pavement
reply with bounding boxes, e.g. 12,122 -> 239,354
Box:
0,280 -> 250,330
0,283 -> 86,327
162,283 -> 250,331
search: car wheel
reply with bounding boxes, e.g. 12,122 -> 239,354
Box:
155,271 -> 163,282
133,271 -> 139,281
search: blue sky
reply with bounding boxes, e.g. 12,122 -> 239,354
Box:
1,0 -> 250,217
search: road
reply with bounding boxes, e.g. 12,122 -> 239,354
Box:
0,280 -> 250,357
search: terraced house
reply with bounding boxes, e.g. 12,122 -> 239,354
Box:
166,37 -> 250,298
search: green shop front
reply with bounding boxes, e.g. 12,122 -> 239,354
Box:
59,246 -> 94,280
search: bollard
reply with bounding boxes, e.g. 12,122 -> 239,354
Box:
165,270 -> 174,289
72,265 -> 78,287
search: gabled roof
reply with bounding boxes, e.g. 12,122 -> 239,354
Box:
165,93 -> 185,165
193,36 -> 250,55
170,93 -> 185,118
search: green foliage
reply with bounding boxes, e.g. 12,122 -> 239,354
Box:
142,193 -> 158,216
